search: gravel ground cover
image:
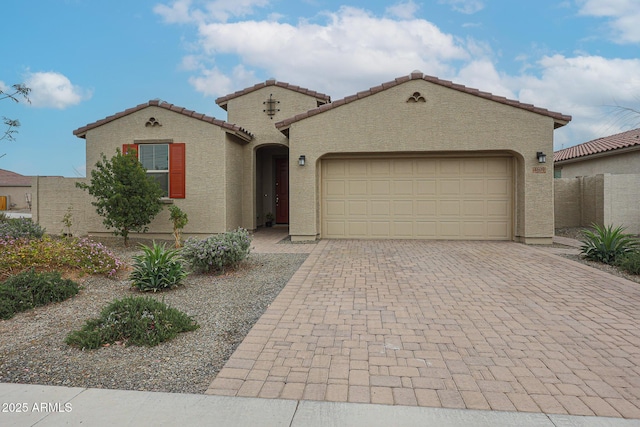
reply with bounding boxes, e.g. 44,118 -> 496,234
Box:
0,238 -> 307,394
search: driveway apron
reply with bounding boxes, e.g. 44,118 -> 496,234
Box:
207,237 -> 640,419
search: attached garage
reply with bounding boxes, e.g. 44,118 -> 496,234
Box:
321,157 -> 513,240
277,71 -> 571,244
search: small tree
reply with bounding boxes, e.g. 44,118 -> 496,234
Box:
168,205 -> 188,248
76,148 -> 164,246
1,83 -> 31,143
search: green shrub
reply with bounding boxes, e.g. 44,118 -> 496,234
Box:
129,242 -> 188,292
65,296 -> 199,349
0,218 -> 45,239
617,251 -> 640,275
182,228 -> 251,273
580,224 -> 639,265
0,269 -> 79,319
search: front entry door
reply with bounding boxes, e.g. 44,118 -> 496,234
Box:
275,158 -> 289,224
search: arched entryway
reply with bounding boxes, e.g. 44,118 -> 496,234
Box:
255,145 -> 289,227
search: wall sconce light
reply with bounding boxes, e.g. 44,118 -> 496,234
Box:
298,155 -> 306,166
536,152 -> 547,164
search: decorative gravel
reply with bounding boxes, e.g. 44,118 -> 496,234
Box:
0,240 -> 307,394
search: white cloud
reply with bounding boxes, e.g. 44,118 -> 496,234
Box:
577,0 -> 640,43
191,6 -> 469,97
188,65 -> 256,97
438,0 -> 484,14
385,1 -> 420,20
24,71 -> 90,109
512,55 -> 640,148
155,2 -> 640,150
154,0 -> 270,23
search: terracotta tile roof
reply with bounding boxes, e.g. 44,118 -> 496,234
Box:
73,100 -> 254,141
554,128 -> 640,163
215,79 -> 331,110
275,71 -> 572,131
0,169 -> 31,186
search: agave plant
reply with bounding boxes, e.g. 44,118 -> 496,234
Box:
580,224 -> 639,264
129,242 -> 188,292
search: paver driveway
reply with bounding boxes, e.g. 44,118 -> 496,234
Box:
207,235 -> 640,419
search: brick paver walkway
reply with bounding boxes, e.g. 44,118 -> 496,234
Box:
207,235 -> 640,419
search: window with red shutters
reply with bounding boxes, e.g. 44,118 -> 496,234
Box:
122,143 -> 185,199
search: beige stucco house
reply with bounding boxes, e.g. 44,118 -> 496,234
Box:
554,128 -> 640,178
0,169 -> 32,210
33,71 -> 571,244
554,128 -> 640,234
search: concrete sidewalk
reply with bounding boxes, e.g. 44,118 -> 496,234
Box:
1,383 -> 637,427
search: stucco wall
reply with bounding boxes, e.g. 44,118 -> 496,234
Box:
605,174 -> 640,234
556,150 -> 640,177
554,173 -> 640,234
287,79 -> 558,243
553,178 -> 581,228
32,176 -> 94,236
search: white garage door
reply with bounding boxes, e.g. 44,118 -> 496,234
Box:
321,157 -> 513,240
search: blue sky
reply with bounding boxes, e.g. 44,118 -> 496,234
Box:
1,0 -> 639,177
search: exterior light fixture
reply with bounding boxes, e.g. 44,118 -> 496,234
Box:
298,155 -> 306,166
536,152 -> 546,164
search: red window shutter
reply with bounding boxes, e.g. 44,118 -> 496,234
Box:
169,143 -> 186,198
123,144 -> 138,157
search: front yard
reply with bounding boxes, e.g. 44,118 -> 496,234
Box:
0,237 -> 307,393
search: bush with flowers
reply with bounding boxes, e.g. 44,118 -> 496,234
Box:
0,235 -> 123,279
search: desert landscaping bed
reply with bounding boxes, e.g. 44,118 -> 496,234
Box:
0,238 -> 307,394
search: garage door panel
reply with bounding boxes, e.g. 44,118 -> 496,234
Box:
488,222 -> 509,238
393,221 -> 413,236
325,221 -> 345,236
370,160 -> 390,175
326,180 -> 345,196
440,159 -> 461,174
322,157 -> 512,240
371,180 -> 390,195
487,200 -> 509,216
393,200 -> 413,215
393,159 -> 414,175
348,200 -> 368,215
417,200 -> 437,215
349,180 -> 368,195
487,179 -> 509,195
463,179 -> 484,194
326,200 -> 345,216
348,162 -> 367,175
463,222 -> 485,237
463,200 -> 485,216
439,222 -> 461,237
440,200 -> 460,215
370,222 -> 390,236
440,180 -> 461,195
417,180 -> 436,195
347,222 -> 367,236
371,200 -> 390,216
416,221 -> 437,237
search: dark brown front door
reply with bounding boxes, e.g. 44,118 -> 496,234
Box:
275,158 -> 289,223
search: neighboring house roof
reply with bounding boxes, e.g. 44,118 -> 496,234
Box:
216,79 -> 332,110
0,169 -> 31,187
275,71 -> 572,132
554,127 -> 640,163
73,100 -> 254,142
